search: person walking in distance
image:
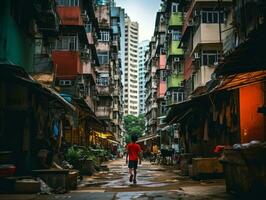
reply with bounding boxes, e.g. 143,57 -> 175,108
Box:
126,134 -> 142,184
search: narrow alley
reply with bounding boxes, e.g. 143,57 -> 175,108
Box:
0,0 -> 266,199
0,159 -> 232,200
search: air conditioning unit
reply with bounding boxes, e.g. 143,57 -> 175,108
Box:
214,62 -> 219,66
194,52 -> 200,59
78,78 -> 85,85
59,80 -> 72,86
82,10 -> 87,16
194,10 -> 199,17
173,57 -> 180,62
79,83 -> 85,91
188,19 -> 194,26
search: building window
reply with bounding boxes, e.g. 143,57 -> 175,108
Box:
96,74 -> 109,86
201,10 -> 224,24
202,50 -> 219,66
172,92 -> 184,103
56,0 -> 79,6
160,70 -> 166,80
172,3 -> 178,13
98,52 -> 109,65
160,101 -> 166,115
59,80 -> 73,86
99,31 -> 110,41
85,23 -> 92,32
55,36 -> 79,51
172,31 -> 181,41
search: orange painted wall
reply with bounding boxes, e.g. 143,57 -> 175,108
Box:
159,55 -> 166,69
184,56 -> 193,80
57,7 -> 83,26
157,81 -> 166,97
239,83 -> 265,143
52,51 -> 81,79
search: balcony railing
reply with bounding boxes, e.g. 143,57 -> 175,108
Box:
52,51 -> 81,79
168,41 -> 183,57
158,23 -> 166,33
113,88 -> 119,96
97,85 -> 112,96
169,12 -> 183,27
157,81 -> 166,98
113,104 -> 119,111
167,74 -> 184,89
56,6 -> 83,26
159,55 -> 166,70
82,61 -> 96,82
193,24 -> 222,51
193,65 -> 215,90
96,106 -> 111,118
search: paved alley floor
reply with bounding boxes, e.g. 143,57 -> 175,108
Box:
0,159 -> 235,200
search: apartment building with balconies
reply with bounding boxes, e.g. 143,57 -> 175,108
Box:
110,5 -> 124,142
52,0 -> 99,114
145,37 -> 158,135
95,1 -> 113,133
180,0 -> 232,98
163,0 -> 185,106
153,11 -> 167,135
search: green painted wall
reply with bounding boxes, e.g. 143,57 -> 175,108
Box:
0,0 -> 34,72
168,41 -> 183,56
167,73 -> 183,89
169,12 -> 182,27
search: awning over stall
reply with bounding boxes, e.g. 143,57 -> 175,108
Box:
0,64 -> 75,112
215,24 -> 266,76
107,139 -> 120,145
137,134 -> 159,143
93,131 -> 115,140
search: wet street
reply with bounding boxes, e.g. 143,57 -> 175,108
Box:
0,159 -> 234,200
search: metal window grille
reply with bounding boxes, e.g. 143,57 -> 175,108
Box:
56,0 -> 79,6
99,31 -> 110,41
55,36 -> 79,51
201,11 -> 224,24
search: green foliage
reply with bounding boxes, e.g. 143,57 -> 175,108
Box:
123,114 -> 145,144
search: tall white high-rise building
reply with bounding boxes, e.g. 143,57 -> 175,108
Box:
138,40 -> 149,115
123,15 -> 139,116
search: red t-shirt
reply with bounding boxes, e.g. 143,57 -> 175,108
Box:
127,143 -> 141,161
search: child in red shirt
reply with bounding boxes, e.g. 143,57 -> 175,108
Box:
126,134 -> 142,184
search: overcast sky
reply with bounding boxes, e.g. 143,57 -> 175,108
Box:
115,0 -> 161,42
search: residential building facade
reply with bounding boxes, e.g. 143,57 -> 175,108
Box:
124,15 -> 139,116
138,40 -> 149,115
144,37 -> 158,136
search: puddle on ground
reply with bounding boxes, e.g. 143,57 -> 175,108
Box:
115,192 -> 145,200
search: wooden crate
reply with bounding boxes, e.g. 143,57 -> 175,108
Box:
192,157 -> 223,179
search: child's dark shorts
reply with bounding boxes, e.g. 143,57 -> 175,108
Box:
128,160 -> 138,169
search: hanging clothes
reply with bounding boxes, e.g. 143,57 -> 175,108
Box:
226,105 -> 232,128
219,103 -> 225,124
203,119 -> 209,141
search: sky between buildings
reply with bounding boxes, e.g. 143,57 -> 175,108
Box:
115,0 -> 161,41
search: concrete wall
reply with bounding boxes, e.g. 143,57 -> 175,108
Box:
193,65 -> 215,89
193,24 -> 222,51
